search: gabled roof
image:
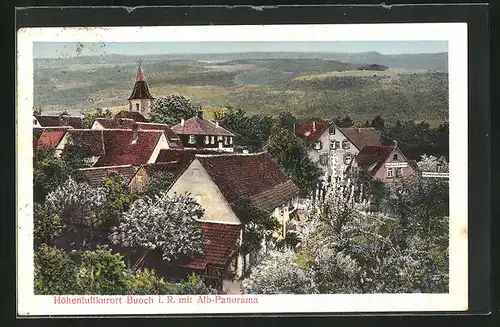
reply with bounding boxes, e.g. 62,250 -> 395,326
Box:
295,122 -> 331,141
154,149 -> 222,176
114,111 -> 148,122
92,118 -> 137,130
95,130 -> 163,167
66,129 -> 105,157
339,127 -> 381,150
36,126 -> 73,149
128,65 -> 154,100
355,145 -> 396,174
79,165 -> 138,188
182,222 -> 241,269
195,152 -> 299,213
35,115 -> 85,129
171,116 -> 235,137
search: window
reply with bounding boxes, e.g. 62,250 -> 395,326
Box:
393,153 -> 398,160
330,140 -> 340,150
192,168 -> 200,178
211,136 -> 215,144
205,135 -> 210,145
135,103 -> 140,111
329,125 -> 335,134
229,137 -> 233,145
342,140 -> 350,149
395,167 -> 403,177
224,136 -> 228,145
387,168 -> 394,178
314,141 -> 322,150
319,153 -> 329,166
188,135 -> 196,144
217,136 -> 223,142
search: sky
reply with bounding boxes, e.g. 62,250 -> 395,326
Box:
33,41 -> 448,59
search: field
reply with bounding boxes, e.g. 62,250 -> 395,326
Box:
34,53 -> 448,123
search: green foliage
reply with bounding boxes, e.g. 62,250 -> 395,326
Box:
76,245 -> 130,295
142,170 -> 176,198
150,94 -> 197,125
233,198 -> 280,254
274,111 -> 298,133
177,273 -> 219,295
95,171 -> 135,227
371,115 -> 385,130
332,115 -> 354,127
127,269 -> 177,295
34,203 -> 62,244
82,107 -> 112,128
34,244 -> 80,295
265,127 -> 322,197
33,148 -> 64,203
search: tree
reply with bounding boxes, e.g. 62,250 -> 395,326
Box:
417,154 -> 449,173
127,268 -> 177,295
82,107 -> 112,128
45,176 -> 107,227
34,203 -> 62,244
333,115 -> 354,127
95,171 -> 135,228
274,111 -> 298,133
33,147 -> 64,203
371,115 -> 385,130
242,248 -> 316,294
142,170 -> 176,198
265,127 -> 322,197
150,94 -> 197,125
34,244 -> 80,295
109,192 -> 204,262
76,245 -> 131,295
177,273 -> 220,295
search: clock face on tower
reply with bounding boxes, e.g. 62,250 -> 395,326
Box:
343,152 -> 353,165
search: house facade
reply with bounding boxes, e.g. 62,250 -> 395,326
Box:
295,121 -> 381,182
349,145 -> 420,183
166,152 -> 300,282
171,109 -> 235,152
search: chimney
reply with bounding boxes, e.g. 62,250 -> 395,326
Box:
197,106 -> 204,119
312,121 -> 316,132
393,140 -> 398,147
180,118 -> 185,127
215,121 -> 219,127
131,123 -> 139,144
357,128 -> 361,132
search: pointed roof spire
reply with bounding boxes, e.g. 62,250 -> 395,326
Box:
136,59 -> 144,81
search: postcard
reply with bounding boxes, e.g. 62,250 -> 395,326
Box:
17,22 -> 468,316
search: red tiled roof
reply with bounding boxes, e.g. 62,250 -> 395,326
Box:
66,129 -> 105,157
114,111 -> 148,122
80,165 -> 138,188
35,115 -> 85,129
95,130 -> 163,167
36,127 -> 73,148
295,122 -> 331,141
182,223 -> 241,269
196,153 -> 299,213
154,149 -> 222,176
136,122 -> 184,149
355,145 -> 396,174
340,127 -> 381,150
171,117 -> 235,137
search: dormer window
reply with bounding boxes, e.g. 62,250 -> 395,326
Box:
314,141 -> 322,150
189,135 -> 196,144
342,140 -> 350,149
393,153 -> 398,160
329,125 -> 335,134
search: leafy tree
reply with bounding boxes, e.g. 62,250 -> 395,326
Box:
76,245 -> 131,295
274,111 -> 298,133
265,127 -> 322,197
417,154 -> 449,173
34,203 -> 62,244
45,176 -> 107,227
142,170 -> 176,198
333,115 -> 354,127
95,172 -> 135,228
34,244 -> 80,295
177,273 -> 220,295
150,94 -> 197,125
371,115 -> 385,130
33,147 -> 64,203
127,269 -> 177,295
109,192 -> 204,262
243,249 -> 316,294
82,107 -> 112,128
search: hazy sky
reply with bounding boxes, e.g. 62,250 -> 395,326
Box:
34,41 -> 448,59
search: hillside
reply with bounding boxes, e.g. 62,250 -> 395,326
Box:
33,53 -> 448,122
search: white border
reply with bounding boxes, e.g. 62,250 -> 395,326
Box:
17,23 -> 468,316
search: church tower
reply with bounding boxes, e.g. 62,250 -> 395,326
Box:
128,61 -> 154,119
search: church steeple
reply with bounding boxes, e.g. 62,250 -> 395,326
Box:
128,60 -> 154,119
